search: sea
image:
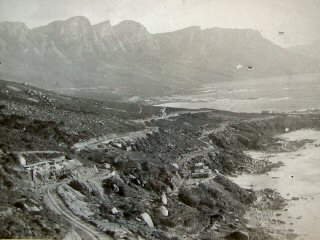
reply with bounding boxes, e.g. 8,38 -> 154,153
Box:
156,73 -> 320,113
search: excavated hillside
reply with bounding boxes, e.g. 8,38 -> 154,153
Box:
1,79 -> 320,240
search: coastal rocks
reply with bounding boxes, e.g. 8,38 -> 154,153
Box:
214,175 -> 256,205
256,188 -> 287,210
178,180 -> 245,212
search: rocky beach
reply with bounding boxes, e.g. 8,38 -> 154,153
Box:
232,129 -> 320,240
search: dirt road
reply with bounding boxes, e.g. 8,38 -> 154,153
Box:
43,170 -> 114,240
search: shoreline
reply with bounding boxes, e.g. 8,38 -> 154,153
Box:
231,129 -> 320,240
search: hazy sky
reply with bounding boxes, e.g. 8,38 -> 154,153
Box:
1,0 -> 320,47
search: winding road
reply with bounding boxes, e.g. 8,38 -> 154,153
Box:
44,170 -> 114,240
170,146 -> 216,196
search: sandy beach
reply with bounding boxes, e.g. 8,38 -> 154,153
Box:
231,129 -> 320,240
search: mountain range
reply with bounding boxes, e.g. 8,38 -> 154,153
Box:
0,16 -> 319,99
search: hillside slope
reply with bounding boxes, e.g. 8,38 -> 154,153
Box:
1,79 -> 320,239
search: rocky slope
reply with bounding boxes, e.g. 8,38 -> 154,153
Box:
1,80 -> 320,239
1,16 -> 320,98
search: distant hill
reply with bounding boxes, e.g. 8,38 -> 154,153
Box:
289,40 -> 320,59
0,16 -> 320,98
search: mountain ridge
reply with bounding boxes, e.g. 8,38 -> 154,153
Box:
0,16 -> 319,99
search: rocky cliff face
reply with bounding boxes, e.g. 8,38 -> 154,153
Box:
1,16 -> 320,96
93,20 -> 126,53
34,16 -> 104,57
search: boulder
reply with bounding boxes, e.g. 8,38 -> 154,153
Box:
225,231 -> 249,240
140,212 -> 154,228
171,163 -> 179,169
161,192 -> 168,205
15,154 -> 26,166
210,213 -> 225,222
111,207 -> 119,215
158,206 -> 169,217
113,184 -> 120,193
68,179 -> 104,197
26,205 -> 41,213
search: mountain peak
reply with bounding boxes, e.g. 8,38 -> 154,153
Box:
116,20 -> 145,26
34,16 -> 93,40
159,26 -> 201,37
65,16 -> 90,24
64,16 -> 91,26
94,20 -> 111,27
34,16 -> 92,35
93,20 -> 112,32
175,26 -> 201,33
0,21 -> 29,44
0,21 -> 29,34
114,20 -> 149,34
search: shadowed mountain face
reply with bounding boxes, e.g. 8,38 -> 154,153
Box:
289,40 -> 320,59
0,16 -> 320,98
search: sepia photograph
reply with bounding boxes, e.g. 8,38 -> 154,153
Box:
0,0 -> 320,239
